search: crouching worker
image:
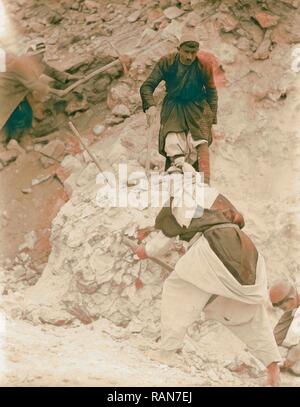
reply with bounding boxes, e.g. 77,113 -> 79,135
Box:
134,174 -> 281,386
0,45 -> 49,143
270,280 -> 300,376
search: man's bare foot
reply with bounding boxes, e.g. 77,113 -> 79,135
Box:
266,362 -> 280,387
147,349 -> 182,368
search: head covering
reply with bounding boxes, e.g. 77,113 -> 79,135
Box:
179,32 -> 199,49
269,280 -> 293,305
26,41 -> 46,56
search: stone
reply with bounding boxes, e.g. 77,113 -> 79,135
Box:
39,308 -> 75,326
65,98 -> 89,115
217,43 -> 238,64
253,31 -> 272,60
75,162 -> 98,187
112,104 -> 130,118
180,0 -> 193,11
39,140 -> 65,168
25,268 -> 38,281
21,188 -> 32,194
12,265 -> 26,280
85,15 -> 100,24
161,20 -> 184,42
127,10 -> 141,23
159,0 -> 172,9
0,150 -> 19,166
49,12 -> 63,24
254,12 -> 279,29
280,0 -> 299,7
105,116 -> 124,126
184,11 -> 201,27
217,13 -> 239,33
163,6 -> 185,20
18,231 -> 37,251
93,124 -> 106,136
107,82 -> 131,109
6,139 -> 25,155
136,28 -> 157,48
236,37 -> 251,51
60,155 -> 82,173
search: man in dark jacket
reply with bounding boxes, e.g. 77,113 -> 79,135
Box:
140,32 -> 218,184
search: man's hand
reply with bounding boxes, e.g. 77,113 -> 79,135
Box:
146,105 -> 157,127
137,226 -> 155,242
134,245 -> 148,260
266,362 -> 280,387
49,88 -> 65,97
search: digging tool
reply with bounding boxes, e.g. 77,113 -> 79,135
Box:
50,59 -> 120,98
122,235 -> 173,273
145,123 -> 154,174
68,121 -> 114,187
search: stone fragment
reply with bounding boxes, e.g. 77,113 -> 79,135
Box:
280,0 -> 299,7
217,13 -> 239,33
253,31 -> 272,60
6,140 -> 25,155
0,150 -> 19,166
127,10 -> 141,23
39,308 -> 75,326
254,12 -> 279,29
93,124 -> 105,136
163,6 -> 185,20
39,140 -> 65,168
66,98 -> 89,115
236,37 -> 251,51
217,43 -> 238,64
161,20 -> 183,42
112,104 -> 130,118
18,231 -> 37,251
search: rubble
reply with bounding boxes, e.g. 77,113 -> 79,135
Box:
254,12 -> 280,29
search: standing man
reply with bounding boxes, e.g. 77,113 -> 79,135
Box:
270,280 -> 300,376
140,32 -> 218,184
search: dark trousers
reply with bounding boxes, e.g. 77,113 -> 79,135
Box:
3,98 -> 33,142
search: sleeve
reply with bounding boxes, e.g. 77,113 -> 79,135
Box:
140,59 -> 165,112
145,231 -> 174,258
198,52 -> 218,124
274,311 -> 294,346
44,63 -> 69,84
12,56 -> 49,101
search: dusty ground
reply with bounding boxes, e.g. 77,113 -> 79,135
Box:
0,315 -> 299,387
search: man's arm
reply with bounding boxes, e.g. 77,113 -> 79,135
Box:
8,54 -> 49,101
198,51 -> 218,124
140,59 -> 164,112
273,310 -> 294,346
